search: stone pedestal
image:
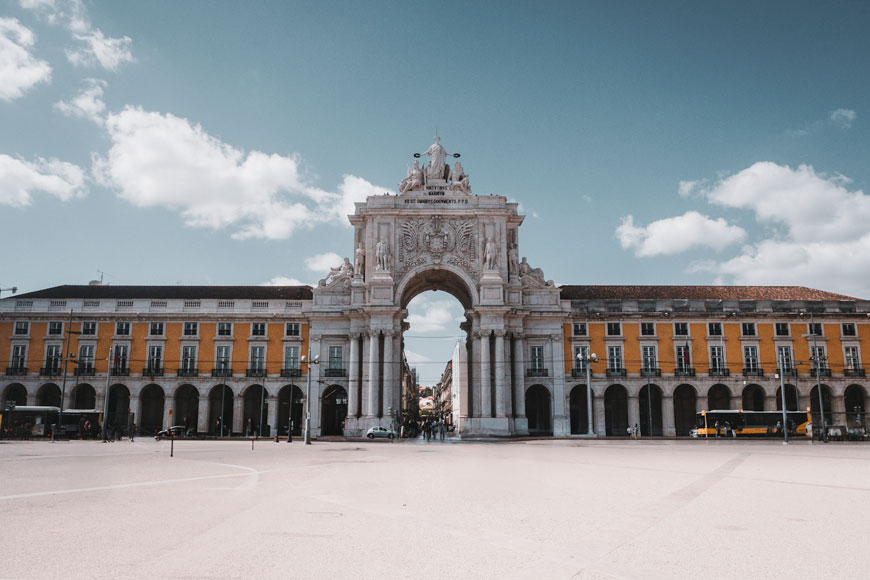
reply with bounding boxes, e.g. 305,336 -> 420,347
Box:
479,270 -> 504,305
368,271 -> 394,305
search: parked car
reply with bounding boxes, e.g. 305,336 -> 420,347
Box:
366,426 -> 396,439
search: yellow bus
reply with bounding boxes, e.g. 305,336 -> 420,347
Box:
696,409 -> 811,438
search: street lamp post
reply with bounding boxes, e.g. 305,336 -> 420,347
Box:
53,310 -> 80,442
803,311 -> 828,443
301,351 -> 320,444
102,345 -> 114,442
577,350 -> 597,435
777,349 -> 790,445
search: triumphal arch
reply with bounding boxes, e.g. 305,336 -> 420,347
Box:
313,138 -> 565,437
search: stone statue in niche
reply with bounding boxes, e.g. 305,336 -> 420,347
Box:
376,238 -> 391,271
448,161 -> 470,194
399,160 -> 424,194
421,136 -> 451,181
508,244 -> 519,278
519,256 -> 553,288
483,238 -> 497,270
354,243 -> 365,277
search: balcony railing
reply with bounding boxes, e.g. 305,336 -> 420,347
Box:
810,368 -> 832,378
211,367 -> 233,378
776,368 -> 797,378
708,368 -> 730,377
177,368 -> 198,377
845,368 -> 866,378
571,367 -> 589,378
606,368 -> 627,378
674,367 -> 696,377
246,368 -> 266,378
526,367 -> 549,378
75,366 -> 96,376
143,366 -> 164,377
6,366 -> 27,376
640,368 -> 661,377
40,366 -> 62,376
111,366 -> 130,376
281,368 -> 302,378
743,367 -> 764,377
323,367 -> 347,378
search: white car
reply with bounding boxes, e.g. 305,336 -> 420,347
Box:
365,426 -> 396,439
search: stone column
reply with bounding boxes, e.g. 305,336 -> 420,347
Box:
513,334 -> 526,418
232,391 -> 243,434
164,394 -> 175,431
662,395 -> 676,436
471,331 -> 482,417
129,395 -> 140,429
366,330 -> 379,418
268,394 -> 279,433
479,331 -> 492,418
628,395 -> 640,433
383,331 -> 395,419
593,392 -> 607,436
309,337 -> 322,433
197,396 -> 209,433
551,333 -> 567,433
494,331 -> 507,417
765,395 -> 777,412
348,333 -> 360,418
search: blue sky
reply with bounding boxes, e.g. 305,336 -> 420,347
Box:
2,0 -> 869,383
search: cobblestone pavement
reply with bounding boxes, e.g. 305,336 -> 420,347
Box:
1,437 -> 868,579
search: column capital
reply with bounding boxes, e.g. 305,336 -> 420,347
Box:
493,329 -> 507,338
385,330 -> 397,338
368,329 -> 380,338
512,332 -> 525,341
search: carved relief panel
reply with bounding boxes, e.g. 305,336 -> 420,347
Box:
396,215 -> 478,279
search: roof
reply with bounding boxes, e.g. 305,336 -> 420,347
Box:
10,285 -> 313,301
558,285 -> 860,301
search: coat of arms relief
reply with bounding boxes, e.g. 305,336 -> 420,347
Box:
397,216 -> 478,279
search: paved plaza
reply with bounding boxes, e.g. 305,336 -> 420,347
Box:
1,437 -> 868,580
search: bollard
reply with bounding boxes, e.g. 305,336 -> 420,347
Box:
170,430 -> 174,458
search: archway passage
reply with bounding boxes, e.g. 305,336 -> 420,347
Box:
810,385 -> 834,427
708,384 -> 732,410
776,385 -> 799,411
604,384 -> 628,436
525,385 -> 552,435
569,385 -> 590,434
106,384 -> 130,429
278,385 -> 304,436
673,384 -> 697,436
70,383 -> 96,409
37,383 -> 61,407
321,385 -> 348,436
208,385 -> 233,436
844,385 -> 866,429
2,384 -> 27,407
174,384 -> 199,434
399,266 -> 475,311
242,385 -> 268,436
140,384 -> 165,434
742,384 -> 765,411
639,383 -> 663,436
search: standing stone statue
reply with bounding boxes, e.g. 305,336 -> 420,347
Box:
421,136 -> 450,181
376,238 -> 390,271
508,244 -> 519,278
484,238 -> 497,270
354,243 -> 365,277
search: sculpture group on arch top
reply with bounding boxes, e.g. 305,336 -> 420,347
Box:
316,136 -> 553,296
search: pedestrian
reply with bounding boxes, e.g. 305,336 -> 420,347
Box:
724,421 -> 730,438
806,420 -> 813,443
626,425 -> 632,438
439,421 -> 446,441
715,420 -> 720,437
130,424 -> 135,442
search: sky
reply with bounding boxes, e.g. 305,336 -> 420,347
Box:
2,0 -> 869,384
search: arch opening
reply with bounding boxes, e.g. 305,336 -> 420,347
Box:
321,385 -> 348,436
639,383 -> 663,436
525,384 -> 552,435
208,385 -> 233,436
604,384 -> 628,436
673,384 -> 697,436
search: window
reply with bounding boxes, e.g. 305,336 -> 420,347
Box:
113,345 -> 129,371
674,322 -> 689,336
708,322 -> 722,336
811,345 -> 827,369
640,322 -> 655,336
250,345 -> 265,370
48,321 -> 63,335
11,345 -> 26,370
286,322 -> 301,337
845,346 -> 860,371
14,321 -> 28,335
116,322 -> 130,336
328,346 -> 343,369
530,346 -> 545,370
710,345 -> 724,371
775,323 -> 790,337
606,322 -> 621,336
284,345 -> 299,370
607,346 -> 623,371
78,344 -> 95,371
777,346 -> 793,372
147,345 -> 162,371
741,323 -> 756,337
81,321 -> 96,335
251,322 -> 266,336
217,322 -> 232,336
216,346 -> 231,370
743,345 -> 759,371
183,322 -> 198,336
842,323 -> 857,337
45,344 -> 62,372
642,346 -> 657,371
149,322 -> 164,336
181,345 -> 197,372
676,345 -> 691,371
807,322 -> 823,337
572,323 -> 587,336
573,345 -> 589,371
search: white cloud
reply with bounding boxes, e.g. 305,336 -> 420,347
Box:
20,0 -> 134,71
0,17 -> 52,101
0,154 -> 86,207
678,179 -> 703,198
261,276 -> 308,286
406,298 -> 463,333
304,252 -> 342,274
92,106 -> 391,240
616,211 -> 746,257
53,78 -> 106,124
830,108 -> 856,129
403,349 -> 431,366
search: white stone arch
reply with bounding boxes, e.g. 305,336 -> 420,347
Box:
395,262 -> 479,310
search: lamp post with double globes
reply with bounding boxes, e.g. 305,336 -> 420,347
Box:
301,352 -> 320,445
576,350 -> 598,435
